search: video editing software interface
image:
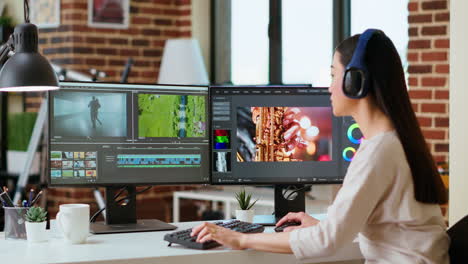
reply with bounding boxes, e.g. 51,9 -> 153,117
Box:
211,86 -> 362,184
48,82 -> 209,185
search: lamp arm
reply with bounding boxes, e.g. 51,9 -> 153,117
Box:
0,36 -> 14,66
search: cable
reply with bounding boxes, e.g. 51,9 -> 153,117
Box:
284,185 -> 312,200
271,185 -> 312,216
89,186 -> 152,223
89,208 -> 104,223
24,0 -> 30,23
90,187 -> 126,223
90,186 -> 152,223
112,187 -> 127,201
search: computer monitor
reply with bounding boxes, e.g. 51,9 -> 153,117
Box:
48,82 -> 209,233
210,85 -> 362,223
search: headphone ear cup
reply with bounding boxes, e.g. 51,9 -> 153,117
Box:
343,71 -> 353,96
343,70 -> 365,98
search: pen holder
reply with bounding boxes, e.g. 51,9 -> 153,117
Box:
4,207 -> 28,240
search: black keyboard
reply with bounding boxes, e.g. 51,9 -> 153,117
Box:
164,220 -> 265,250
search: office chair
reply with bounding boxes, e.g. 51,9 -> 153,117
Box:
447,214 -> 468,263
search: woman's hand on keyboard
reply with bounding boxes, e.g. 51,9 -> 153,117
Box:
276,212 -> 320,232
191,222 -> 246,250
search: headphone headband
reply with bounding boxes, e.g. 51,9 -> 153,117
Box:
346,29 -> 379,72
342,29 -> 382,99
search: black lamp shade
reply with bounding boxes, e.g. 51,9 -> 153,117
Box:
0,23 -> 59,92
0,52 -> 59,91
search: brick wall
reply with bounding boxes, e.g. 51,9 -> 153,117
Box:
25,0 -> 192,112
407,0 -> 449,163
46,186 -> 199,222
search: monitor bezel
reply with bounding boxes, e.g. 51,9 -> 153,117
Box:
208,85 -> 345,186
47,81 -> 211,187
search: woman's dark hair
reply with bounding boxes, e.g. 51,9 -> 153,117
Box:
336,32 -> 448,204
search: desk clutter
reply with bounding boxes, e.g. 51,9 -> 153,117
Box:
2,194 -> 90,244
164,220 -> 264,249
1,187 -> 45,241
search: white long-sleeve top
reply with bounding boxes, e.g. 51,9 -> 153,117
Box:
289,130 -> 450,263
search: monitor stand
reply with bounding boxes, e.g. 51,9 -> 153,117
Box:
90,186 -> 177,234
253,185 -> 305,226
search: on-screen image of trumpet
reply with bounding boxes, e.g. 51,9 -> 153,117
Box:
236,106 -> 333,162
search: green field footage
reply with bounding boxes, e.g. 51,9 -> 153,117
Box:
138,94 -> 206,138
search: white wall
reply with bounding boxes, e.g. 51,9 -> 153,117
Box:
449,0 -> 468,226
4,0 -> 24,25
191,0 -> 211,79
4,1 -> 24,112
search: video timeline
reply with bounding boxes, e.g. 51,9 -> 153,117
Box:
117,154 -> 202,168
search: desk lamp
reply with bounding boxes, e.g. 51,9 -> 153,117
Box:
158,38 -> 209,85
0,0 -> 59,91
0,0 -> 58,205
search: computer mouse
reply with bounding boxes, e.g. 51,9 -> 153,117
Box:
274,221 -> 301,232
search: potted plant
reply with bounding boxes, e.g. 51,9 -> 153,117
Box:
25,206 -> 48,243
0,15 -> 13,43
235,188 -> 258,223
7,112 -> 41,175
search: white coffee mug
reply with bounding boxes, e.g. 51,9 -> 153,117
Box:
56,204 -> 90,244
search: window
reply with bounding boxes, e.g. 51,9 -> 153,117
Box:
282,1 -> 333,86
351,0 -> 409,71
217,0 -> 408,85
231,0 -> 269,85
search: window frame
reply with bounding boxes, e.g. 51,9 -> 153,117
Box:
210,0 -> 351,85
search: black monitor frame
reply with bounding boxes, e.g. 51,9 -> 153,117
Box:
209,85 -> 358,223
47,81 -> 210,187
47,81 -> 211,233
209,85 -> 350,185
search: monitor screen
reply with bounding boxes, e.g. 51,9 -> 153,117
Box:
210,85 -> 361,185
48,82 -> 210,186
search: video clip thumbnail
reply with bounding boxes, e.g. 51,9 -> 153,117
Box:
62,161 -> 73,169
74,170 -> 85,177
51,170 -> 62,178
85,152 -> 97,159
50,151 -> 62,161
51,161 -> 62,168
213,152 -> 231,172
86,170 -> 97,177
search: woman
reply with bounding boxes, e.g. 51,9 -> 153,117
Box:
191,30 -> 450,263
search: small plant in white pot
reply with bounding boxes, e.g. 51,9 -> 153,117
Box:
25,206 -> 48,243
235,189 -> 258,223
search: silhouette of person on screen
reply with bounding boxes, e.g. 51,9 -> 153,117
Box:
88,96 -> 102,128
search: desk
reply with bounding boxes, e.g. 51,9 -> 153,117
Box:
0,221 -> 363,264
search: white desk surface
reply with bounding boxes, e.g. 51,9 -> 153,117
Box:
0,221 -> 363,264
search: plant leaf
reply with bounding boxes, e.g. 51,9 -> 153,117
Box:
247,198 -> 258,210
234,188 -> 260,210
245,194 -> 252,210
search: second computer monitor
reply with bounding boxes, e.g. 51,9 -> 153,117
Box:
210,85 -> 361,185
